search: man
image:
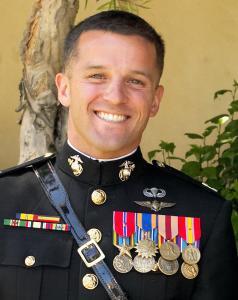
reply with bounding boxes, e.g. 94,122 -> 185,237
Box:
0,10 -> 236,300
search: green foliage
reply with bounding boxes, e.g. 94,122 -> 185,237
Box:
85,0 -> 151,13
149,81 -> 238,242
148,140 -> 176,165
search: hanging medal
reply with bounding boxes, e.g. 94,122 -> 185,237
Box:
179,216 -> 201,279
157,215 -> 180,275
158,215 -> 180,260
112,211 -> 201,279
133,213 -> 158,273
113,211 -> 135,273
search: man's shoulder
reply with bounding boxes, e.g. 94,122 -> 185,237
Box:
149,159 -> 221,198
0,153 -> 56,179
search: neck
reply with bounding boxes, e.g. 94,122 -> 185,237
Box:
67,140 -> 138,161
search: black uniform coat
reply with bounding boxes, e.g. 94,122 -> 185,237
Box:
0,143 -> 237,300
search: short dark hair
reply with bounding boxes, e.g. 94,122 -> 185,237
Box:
63,10 -> 165,77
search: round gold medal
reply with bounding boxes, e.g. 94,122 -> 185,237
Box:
133,255 -> 156,273
159,241 -> 180,261
181,262 -> 199,279
135,239 -> 158,258
157,257 -> 179,275
182,245 -> 201,265
113,255 -> 133,274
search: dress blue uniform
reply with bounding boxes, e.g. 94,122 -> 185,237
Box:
0,142 -> 237,299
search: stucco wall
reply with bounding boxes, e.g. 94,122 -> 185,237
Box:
0,0 -> 237,169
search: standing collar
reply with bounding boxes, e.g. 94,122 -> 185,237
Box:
67,140 -> 137,162
56,142 -> 147,186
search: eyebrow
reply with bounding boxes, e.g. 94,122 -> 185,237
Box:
130,70 -> 152,80
84,65 -> 106,70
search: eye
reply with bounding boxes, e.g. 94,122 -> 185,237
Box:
88,73 -> 106,80
127,78 -> 145,87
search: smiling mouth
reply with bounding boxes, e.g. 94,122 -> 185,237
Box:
95,111 -> 128,123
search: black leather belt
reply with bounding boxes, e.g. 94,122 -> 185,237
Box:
34,161 -> 128,300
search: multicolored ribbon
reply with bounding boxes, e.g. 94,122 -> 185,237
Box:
16,213 -> 60,223
113,211 -> 136,246
135,212 -> 157,243
3,219 -> 70,232
113,211 -> 201,252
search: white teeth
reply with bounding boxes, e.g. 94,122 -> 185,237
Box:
96,111 -> 127,122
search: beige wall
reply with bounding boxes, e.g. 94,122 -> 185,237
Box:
0,0 -> 237,169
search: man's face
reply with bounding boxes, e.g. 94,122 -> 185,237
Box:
56,30 -> 163,158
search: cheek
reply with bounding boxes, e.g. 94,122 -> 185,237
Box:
79,82 -> 104,98
69,85 -> 101,111
128,90 -> 154,114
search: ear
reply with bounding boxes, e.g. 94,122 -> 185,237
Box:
55,73 -> 71,107
150,85 -> 164,117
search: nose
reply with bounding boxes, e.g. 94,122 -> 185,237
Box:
103,79 -> 126,104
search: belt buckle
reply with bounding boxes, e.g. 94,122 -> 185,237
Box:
77,239 -> 105,268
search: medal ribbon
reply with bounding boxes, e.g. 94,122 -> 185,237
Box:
135,212 -> 157,242
16,213 -> 60,223
113,211 -> 135,237
158,215 -> 178,240
142,213 -> 152,231
178,216 -> 201,243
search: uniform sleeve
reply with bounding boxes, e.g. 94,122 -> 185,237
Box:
192,200 -> 237,300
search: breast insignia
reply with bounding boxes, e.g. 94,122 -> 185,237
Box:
3,212 -> 70,232
134,187 -> 176,212
134,200 -> 176,212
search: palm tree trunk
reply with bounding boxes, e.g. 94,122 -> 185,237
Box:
17,0 -> 79,163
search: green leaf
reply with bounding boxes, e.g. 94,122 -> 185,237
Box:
224,120 -> 238,138
159,141 -> 176,154
231,211 -> 238,248
202,125 -> 217,137
185,133 -> 203,139
167,156 -> 186,163
205,114 -> 229,125
206,178 -> 224,190
216,131 -> 233,145
222,149 -> 236,159
185,145 -> 202,160
232,180 -> 238,193
225,120 -> 238,134
214,89 -> 232,99
201,145 -> 217,162
148,150 -> 161,161
219,157 -> 232,167
222,190 -> 236,201
230,100 -> 238,112
201,167 -> 217,179
231,137 -> 238,149
233,80 -> 238,87
181,161 -> 201,178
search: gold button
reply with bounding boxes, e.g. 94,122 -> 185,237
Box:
25,256 -> 36,267
91,189 -> 107,205
82,274 -> 98,290
87,228 -> 102,243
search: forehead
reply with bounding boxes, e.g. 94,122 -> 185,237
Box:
73,30 -> 157,68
